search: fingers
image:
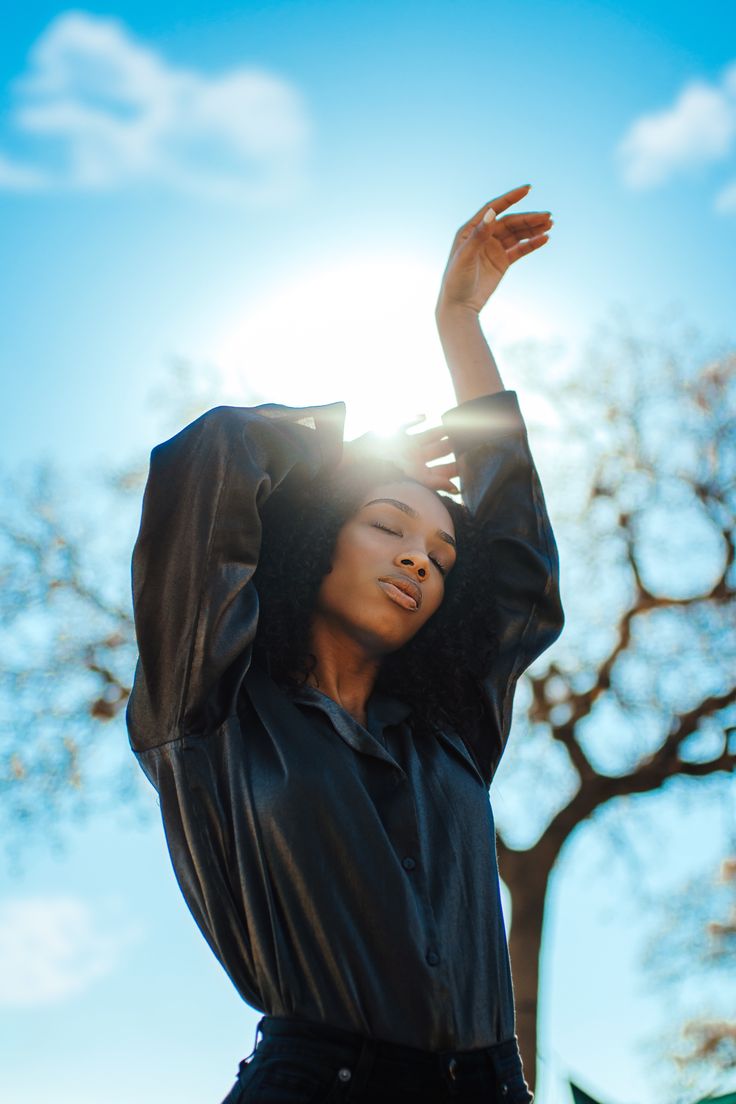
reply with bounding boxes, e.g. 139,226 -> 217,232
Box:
402,422 -> 452,453
412,432 -> 454,463
426,460 -> 459,478
463,184 -> 531,234
397,414 -> 427,432
449,187 -> 554,265
423,460 -> 460,495
475,203 -> 553,268
487,183 -> 534,218
429,476 -> 460,494
420,442 -> 454,465
506,233 -> 550,265
494,213 -> 553,248
344,425 -> 459,486
502,210 -> 552,227
405,422 -> 448,441
408,454 -> 459,494
375,428 -> 453,486
418,472 -> 459,494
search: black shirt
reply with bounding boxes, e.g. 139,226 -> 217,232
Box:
126,389 -> 564,1054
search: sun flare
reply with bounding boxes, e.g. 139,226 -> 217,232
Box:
209,252 -> 567,442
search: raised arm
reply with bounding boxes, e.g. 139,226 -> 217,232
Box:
432,185 -> 562,786
434,182 -> 552,404
126,400 -> 345,754
441,389 -> 563,786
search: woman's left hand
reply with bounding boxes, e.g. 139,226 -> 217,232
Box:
343,417 -> 459,494
435,184 -> 553,316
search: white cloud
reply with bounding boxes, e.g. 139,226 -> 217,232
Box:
0,895 -> 141,1007
0,10 -> 311,202
616,60 -> 736,211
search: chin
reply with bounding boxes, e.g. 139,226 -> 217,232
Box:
349,614 -> 415,656
318,589 -> 423,654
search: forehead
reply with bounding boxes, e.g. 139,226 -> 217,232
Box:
359,480 -> 455,537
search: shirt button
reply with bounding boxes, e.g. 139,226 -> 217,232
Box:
500,1083 -> 509,1095
402,856 -> 416,870
426,949 -> 440,966
338,1068 -> 352,1082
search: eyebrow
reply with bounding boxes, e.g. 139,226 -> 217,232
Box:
361,497 -> 457,549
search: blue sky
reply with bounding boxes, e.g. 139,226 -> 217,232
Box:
1,2 -> 735,1103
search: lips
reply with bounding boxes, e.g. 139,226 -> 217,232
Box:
378,574 -> 423,611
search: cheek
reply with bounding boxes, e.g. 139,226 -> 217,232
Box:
317,531 -> 373,609
329,526 -> 380,578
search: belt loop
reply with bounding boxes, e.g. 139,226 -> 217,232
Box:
239,1014 -> 265,1073
344,1035 -> 377,1100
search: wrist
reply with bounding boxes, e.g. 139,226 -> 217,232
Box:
434,299 -> 481,330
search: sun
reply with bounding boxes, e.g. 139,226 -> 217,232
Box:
207,251 -> 570,442
209,252 -> 455,440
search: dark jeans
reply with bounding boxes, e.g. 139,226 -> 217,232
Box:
218,1015 -> 534,1104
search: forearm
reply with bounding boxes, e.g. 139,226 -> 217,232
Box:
435,302 -> 505,405
128,401 -> 345,749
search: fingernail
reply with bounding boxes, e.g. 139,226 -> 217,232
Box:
482,207 -> 496,224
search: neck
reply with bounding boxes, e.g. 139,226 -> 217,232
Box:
301,619 -> 382,727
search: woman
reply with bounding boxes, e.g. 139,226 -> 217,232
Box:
127,183 -> 564,1104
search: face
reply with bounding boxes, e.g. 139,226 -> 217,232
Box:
313,479 -> 458,656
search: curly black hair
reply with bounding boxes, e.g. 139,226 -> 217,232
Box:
251,456 -> 501,749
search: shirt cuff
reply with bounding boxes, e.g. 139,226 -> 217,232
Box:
441,390 -> 525,457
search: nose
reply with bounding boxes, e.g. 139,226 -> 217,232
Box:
395,549 -> 430,580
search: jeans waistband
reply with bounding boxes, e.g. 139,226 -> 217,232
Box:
258,1014 -> 524,1072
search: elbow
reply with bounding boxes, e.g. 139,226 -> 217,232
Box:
542,567 -> 565,646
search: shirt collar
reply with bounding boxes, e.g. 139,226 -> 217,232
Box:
286,683 -> 411,740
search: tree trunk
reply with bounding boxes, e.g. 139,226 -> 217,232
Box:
500,841 -> 558,1096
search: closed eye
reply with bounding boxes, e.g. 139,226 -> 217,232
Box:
432,558 -> 447,577
371,522 -> 447,577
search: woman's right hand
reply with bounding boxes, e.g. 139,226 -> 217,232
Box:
435,184 -> 552,317
341,417 -> 459,494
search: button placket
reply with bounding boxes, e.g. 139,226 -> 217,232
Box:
389,756 -> 444,991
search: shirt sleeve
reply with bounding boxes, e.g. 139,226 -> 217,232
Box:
126,400 -> 346,753
440,389 -> 565,787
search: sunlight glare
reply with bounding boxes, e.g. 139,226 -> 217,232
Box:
209,253 -> 570,441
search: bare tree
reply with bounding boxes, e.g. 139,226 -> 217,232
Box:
0,457 -> 140,856
0,356 -> 222,863
1,314 -> 734,1095
493,306 -> 736,1091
